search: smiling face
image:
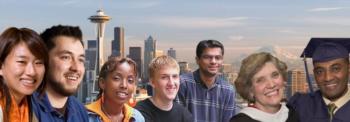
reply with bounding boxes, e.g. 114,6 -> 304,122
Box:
313,58 -> 349,101
100,62 -> 137,105
196,47 -> 223,77
0,42 -> 45,100
46,36 -> 85,96
251,62 -> 285,112
151,67 -> 180,102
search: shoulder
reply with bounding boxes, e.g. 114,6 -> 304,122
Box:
230,113 -> 259,122
287,91 -> 321,107
31,92 -> 42,104
67,96 -> 89,117
68,96 -> 86,108
173,102 -> 190,113
130,107 -> 145,122
87,112 -> 102,122
173,103 -> 193,121
180,72 -> 195,83
216,74 -> 235,91
286,105 -> 300,122
135,99 -> 152,110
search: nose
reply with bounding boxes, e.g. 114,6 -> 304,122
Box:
209,57 -> 217,64
25,63 -> 36,77
168,77 -> 175,86
69,59 -> 78,71
266,79 -> 276,89
120,79 -> 127,89
325,70 -> 334,82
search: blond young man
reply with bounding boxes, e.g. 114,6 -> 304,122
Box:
135,56 -> 193,122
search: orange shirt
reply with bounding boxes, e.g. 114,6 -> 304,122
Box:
0,92 -> 30,122
85,98 -> 133,122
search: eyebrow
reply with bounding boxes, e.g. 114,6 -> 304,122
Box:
58,50 -> 85,58
16,55 -> 28,59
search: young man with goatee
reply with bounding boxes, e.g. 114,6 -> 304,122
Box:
31,25 -> 88,121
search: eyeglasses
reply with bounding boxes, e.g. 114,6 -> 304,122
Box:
201,55 -> 223,61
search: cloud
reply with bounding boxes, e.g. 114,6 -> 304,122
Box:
128,1 -> 161,9
278,29 -> 297,34
145,16 -> 248,29
302,16 -> 350,26
308,7 -> 345,12
228,35 -> 244,41
61,0 -> 80,5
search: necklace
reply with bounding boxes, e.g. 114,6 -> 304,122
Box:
101,103 -> 124,122
101,104 -> 113,120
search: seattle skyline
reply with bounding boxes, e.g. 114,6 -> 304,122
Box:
1,0 -> 350,63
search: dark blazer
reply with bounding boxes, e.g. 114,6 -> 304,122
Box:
288,90 -> 350,122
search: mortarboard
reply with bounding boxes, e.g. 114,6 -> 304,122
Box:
301,38 -> 350,62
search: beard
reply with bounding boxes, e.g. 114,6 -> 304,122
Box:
47,78 -> 80,96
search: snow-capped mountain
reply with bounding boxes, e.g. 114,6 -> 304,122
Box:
233,46 -> 304,71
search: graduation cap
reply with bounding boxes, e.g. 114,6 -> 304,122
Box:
301,38 -> 350,62
301,38 -> 350,93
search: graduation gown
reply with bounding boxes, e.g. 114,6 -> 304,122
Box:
288,90 -> 350,122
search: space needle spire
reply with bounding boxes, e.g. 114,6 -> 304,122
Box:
89,9 -> 111,72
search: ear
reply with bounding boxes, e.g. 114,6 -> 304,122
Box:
99,78 -> 106,90
149,78 -> 156,88
0,63 -> 3,76
195,56 -> 199,65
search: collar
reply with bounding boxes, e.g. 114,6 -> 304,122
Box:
322,87 -> 350,113
34,92 -> 76,115
85,98 -> 134,122
193,69 -> 221,89
240,103 -> 289,122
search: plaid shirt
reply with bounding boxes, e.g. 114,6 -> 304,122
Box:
176,69 -> 236,122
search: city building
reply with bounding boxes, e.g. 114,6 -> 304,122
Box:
143,36 -> 156,81
286,69 -> 309,99
129,46 -> 142,79
111,27 -> 125,57
167,48 -> 176,59
76,40 -> 98,103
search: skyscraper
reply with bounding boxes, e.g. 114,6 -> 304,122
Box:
286,69 -> 308,99
77,40 -> 98,103
111,27 -> 125,57
144,36 -> 156,80
167,48 -> 176,59
86,40 -> 97,70
89,9 -> 111,72
129,47 -> 142,78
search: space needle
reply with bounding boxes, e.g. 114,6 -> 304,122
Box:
89,9 -> 111,72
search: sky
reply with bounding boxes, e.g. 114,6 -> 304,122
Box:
1,0 -> 350,63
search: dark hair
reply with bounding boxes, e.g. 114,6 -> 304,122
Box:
196,40 -> 224,58
235,52 -> 287,103
40,25 -> 83,51
0,27 -> 48,122
96,56 -> 138,99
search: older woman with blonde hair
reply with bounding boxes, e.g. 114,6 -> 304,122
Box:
230,52 -> 299,122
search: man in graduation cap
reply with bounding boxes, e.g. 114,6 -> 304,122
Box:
288,38 -> 350,122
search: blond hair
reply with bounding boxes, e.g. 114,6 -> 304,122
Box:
148,55 -> 179,79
